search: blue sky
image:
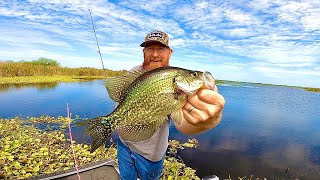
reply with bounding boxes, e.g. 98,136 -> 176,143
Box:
0,0 -> 319,88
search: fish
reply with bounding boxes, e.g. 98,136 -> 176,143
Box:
77,66 -> 215,152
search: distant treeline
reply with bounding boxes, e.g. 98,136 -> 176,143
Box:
0,58 -> 126,77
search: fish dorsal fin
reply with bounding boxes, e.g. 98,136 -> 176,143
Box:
118,116 -> 168,141
105,69 -> 145,102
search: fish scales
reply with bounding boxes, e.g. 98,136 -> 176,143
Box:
115,70 -> 182,126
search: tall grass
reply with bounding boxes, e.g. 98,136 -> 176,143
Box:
302,87 -> 320,92
0,60 -> 126,77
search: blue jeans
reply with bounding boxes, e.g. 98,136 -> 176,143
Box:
117,138 -> 164,180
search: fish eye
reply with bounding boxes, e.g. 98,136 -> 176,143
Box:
191,71 -> 198,76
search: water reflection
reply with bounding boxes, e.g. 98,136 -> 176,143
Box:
0,80 -> 115,119
0,82 -> 58,92
179,137 -> 320,179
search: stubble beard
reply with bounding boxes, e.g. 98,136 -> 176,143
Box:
142,61 -> 165,71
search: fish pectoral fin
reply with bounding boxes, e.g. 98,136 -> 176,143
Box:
171,109 -> 184,126
118,117 -> 168,141
105,70 -> 145,102
118,124 -> 157,141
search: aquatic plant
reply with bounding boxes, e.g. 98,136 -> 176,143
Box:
0,116 -> 200,179
0,116 -> 116,179
161,139 -> 200,180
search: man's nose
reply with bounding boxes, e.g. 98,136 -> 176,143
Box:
152,50 -> 159,57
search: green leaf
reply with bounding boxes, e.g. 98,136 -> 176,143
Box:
33,165 -> 40,173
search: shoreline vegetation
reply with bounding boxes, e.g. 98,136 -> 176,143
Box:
0,76 -> 106,84
1,58 -> 319,92
218,80 -> 320,93
0,58 -> 126,84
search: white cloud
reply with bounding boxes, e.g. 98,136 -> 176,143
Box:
224,28 -> 253,38
224,8 -> 258,26
170,38 -> 187,47
118,0 -> 176,16
0,0 -> 319,88
174,2 -> 223,31
0,25 -> 72,49
253,66 -> 320,77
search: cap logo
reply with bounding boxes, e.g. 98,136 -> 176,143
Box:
148,32 -> 164,40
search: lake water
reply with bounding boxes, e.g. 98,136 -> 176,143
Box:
1,80 -> 319,179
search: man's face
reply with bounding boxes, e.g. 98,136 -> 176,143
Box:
142,42 -> 173,71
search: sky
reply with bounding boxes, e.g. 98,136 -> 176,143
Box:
0,0 -> 319,88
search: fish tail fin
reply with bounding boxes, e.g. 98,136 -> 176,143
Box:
76,116 -> 114,153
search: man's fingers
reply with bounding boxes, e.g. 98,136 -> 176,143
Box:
181,86 -> 225,127
183,101 -> 212,125
214,85 -> 218,93
187,90 -> 225,112
187,94 -> 208,111
195,89 -> 225,107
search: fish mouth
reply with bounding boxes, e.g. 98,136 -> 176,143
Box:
175,81 -> 204,95
183,89 -> 199,95
202,71 -> 215,90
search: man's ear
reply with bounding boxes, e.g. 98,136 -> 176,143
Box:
169,49 -> 173,59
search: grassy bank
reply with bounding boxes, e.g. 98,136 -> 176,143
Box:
0,59 -> 126,85
217,80 -> 320,93
302,87 -> 320,92
0,76 -> 105,84
0,59 -> 125,77
0,116 -> 200,179
2,59 -> 319,93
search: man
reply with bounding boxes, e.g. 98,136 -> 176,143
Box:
117,30 -> 225,180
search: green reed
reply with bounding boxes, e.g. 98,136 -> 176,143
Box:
0,60 -> 125,77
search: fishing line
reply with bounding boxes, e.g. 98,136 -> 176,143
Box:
88,9 -> 126,175
88,9 -> 141,177
88,8 -> 118,115
88,9 -> 107,78
66,103 -> 81,180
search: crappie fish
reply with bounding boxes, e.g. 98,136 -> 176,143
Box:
77,66 -> 214,152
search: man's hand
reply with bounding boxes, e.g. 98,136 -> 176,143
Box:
175,85 -> 225,135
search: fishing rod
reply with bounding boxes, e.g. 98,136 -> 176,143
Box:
88,9 -> 107,78
63,11 -> 110,180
